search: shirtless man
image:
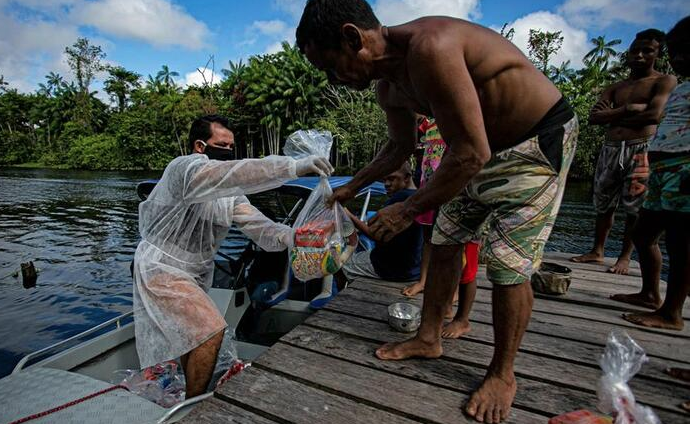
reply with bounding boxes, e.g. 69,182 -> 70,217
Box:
297,1 -> 577,422
571,29 -> 677,275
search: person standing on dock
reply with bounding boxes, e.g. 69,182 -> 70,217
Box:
132,115 -> 333,397
571,29 -> 677,275
296,1 -> 576,422
614,16 -> 690,331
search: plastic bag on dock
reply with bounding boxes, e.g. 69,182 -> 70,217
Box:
549,330 -> 660,424
112,360 -> 185,408
596,330 -> 660,424
283,130 -> 357,281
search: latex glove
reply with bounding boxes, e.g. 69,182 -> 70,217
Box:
295,155 -> 334,177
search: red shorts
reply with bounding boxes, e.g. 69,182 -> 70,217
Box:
460,242 -> 480,284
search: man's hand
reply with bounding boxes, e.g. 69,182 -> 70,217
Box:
626,103 -> 648,113
592,99 -> 612,112
295,155 -> 334,177
368,202 -> 414,243
328,184 -> 357,207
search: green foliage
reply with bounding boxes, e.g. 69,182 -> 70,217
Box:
528,29 -> 564,73
66,134 -> 124,170
313,86 -> 387,171
0,32 -> 681,179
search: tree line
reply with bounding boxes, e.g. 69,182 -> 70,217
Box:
0,28 -> 681,178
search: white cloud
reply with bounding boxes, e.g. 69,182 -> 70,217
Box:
273,0 -> 305,21
0,12 -> 78,91
559,0 -> 690,29
503,11 -> 589,69
0,0 -> 211,92
251,20 -> 290,37
183,68 -> 222,88
373,0 -> 481,26
71,0 -> 209,50
244,19 -> 295,54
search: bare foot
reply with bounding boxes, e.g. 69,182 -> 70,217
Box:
465,373 -> 517,423
622,311 -> 684,330
682,400 -> 690,413
610,292 -> 661,309
442,319 -> 471,339
402,281 -> 425,297
570,252 -> 604,264
607,258 -> 630,275
375,337 -> 442,361
665,367 -> 690,382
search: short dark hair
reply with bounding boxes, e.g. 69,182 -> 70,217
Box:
188,115 -> 230,153
296,0 -> 380,53
667,16 -> 690,42
635,28 -> 665,45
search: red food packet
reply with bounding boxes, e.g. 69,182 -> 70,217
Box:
549,410 -> 612,424
295,220 -> 335,247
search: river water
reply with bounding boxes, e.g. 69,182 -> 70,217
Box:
0,168 -> 665,378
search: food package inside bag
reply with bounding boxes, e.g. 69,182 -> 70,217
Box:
289,177 -> 357,281
283,129 -> 357,281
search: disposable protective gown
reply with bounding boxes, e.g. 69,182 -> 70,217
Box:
133,154 -> 296,368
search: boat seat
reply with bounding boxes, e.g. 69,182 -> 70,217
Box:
0,367 -> 166,424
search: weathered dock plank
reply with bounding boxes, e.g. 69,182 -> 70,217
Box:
180,252 -> 690,423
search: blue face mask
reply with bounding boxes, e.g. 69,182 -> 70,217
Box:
200,141 -> 234,161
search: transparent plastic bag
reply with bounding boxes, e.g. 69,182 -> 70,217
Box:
596,330 -> 660,424
112,360 -> 185,408
289,177 -> 357,281
283,129 -> 333,159
550,331 -> 660,424
210,328 -> 250,389
283,129 -> 356,281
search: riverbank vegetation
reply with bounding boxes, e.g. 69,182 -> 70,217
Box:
0,29 -> 681,178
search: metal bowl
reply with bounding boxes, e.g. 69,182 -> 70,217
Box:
388,302 -> 421,333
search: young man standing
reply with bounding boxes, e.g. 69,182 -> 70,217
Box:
297,1 -> 576,422
615,17 -> 690,330
571,30 -> 677,275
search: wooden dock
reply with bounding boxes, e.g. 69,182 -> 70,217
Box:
181,252 -> 690,423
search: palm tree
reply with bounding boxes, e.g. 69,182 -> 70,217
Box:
584,36 -> 622,70
104,66 -> 141,111
549,61 -> 576,84
155,65 -> 179,89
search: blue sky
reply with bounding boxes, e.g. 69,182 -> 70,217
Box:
1,0 -> 688,98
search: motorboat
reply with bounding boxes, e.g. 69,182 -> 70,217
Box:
0,176 -> 385,424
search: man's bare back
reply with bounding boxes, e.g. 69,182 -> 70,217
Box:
379,17 -> 562,153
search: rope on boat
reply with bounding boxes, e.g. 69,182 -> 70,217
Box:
7,384 -> 129,424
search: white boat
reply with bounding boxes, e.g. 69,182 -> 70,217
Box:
0,177 -> 385,424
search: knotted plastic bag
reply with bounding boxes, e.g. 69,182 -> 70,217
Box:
596,330 -> 660,424
283,130 -> 357,281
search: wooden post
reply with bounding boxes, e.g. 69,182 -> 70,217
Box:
21,261 -> 37,289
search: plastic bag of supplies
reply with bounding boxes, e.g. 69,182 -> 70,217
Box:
283,130 -> 357,281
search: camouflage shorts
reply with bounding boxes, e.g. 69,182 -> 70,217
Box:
432,117 -> 578,285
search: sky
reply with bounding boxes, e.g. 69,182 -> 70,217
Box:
1,0 -> 688,100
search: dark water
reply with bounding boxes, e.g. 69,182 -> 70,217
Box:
0,168 -> 665,378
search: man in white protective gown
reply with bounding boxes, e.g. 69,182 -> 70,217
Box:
132,115 -> 333,397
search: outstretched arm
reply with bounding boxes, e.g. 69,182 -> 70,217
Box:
401,44 -> 491,217
231,196 -> 293,252
333,82 -> 417,201
345,209 -> 374,239
184,156 -> 297,204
